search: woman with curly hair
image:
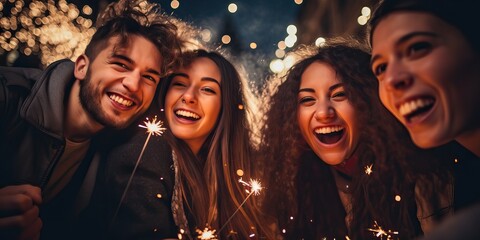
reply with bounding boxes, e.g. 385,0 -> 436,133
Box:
259,39 -> 454,239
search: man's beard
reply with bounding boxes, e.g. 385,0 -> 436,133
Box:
79,71 -> 131,129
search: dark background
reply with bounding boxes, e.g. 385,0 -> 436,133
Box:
0,0 -> 378,81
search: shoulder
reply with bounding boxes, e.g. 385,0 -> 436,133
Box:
420,203 -> 480,240
0,65 -> 42,121
414,175 -> 454,234
0,65 -> 43,91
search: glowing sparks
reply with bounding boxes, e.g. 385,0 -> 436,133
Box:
139,116 -> 166,136
218,178 -> 264,234
365,164 -> 373,175
196,227 -> 218,240
110,116 -> 166,227
367,221 -> 399,239
239,178 -> 262,196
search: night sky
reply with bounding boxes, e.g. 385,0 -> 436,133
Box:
158,0 -> 301,61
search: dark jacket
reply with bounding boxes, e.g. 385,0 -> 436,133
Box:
0,60 -> 104,239
83,104 -> 178,239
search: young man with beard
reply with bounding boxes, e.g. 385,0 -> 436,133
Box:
0,0 -> 184,239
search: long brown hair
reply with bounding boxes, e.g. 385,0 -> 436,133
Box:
159,49 -> 275,239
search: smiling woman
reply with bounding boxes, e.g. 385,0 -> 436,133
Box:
369,0 -> 480,156
165,56 -> 222,154
158,49 -> 276,239
259,38 -> 455,239
368,0 -> 480,238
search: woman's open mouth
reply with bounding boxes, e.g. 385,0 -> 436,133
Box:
175,109 -> 201,121
399,97 -> 435,123
314,126 -> 345,144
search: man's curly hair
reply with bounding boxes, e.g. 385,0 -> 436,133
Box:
84,0 -> 187,77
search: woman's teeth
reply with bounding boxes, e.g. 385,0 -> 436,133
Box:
399,98 -> 434,117
315,126 -> 344,134
176,110 -> 200,119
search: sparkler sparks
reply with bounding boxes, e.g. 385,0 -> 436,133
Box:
196,227 -> 218,240
239,178 -> 263,196
138,115 -> 166,136
367,221 -> 399,239
365,164 -> 373,175
110,116 -> 166,228
217,178 -> 263,234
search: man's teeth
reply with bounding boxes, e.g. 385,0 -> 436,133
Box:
176,110 -> 200,119
399,98 -> 434,116
315,126 -> 344,134
109,94 -> 133,107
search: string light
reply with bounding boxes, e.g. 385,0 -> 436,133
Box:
0,0 -> 96,66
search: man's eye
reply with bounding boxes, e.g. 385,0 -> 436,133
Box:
112,62 -> 128,69
144,75 -> 157,83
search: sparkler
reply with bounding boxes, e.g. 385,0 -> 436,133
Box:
110,116 -> 166,227
218,178 -> 263,233
365,164 -> 373,175
196,227 -> 218,240
367,221 -> 399,240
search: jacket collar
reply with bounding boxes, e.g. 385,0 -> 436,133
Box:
20,59 -> 75,140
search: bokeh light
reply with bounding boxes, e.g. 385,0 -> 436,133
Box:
221,34 -> 231,44
0,0 -> 96,66
171,0 -> 180,9
269,58 -> 284,73
275,49 -> 285,58
361,6 -> 371,16
357,15 -> 368,25
200,29 -> 212,42
228,3 -> 237,13
315,37 -> 326,47
286,24 -> 297,35
284,34 -> 297,48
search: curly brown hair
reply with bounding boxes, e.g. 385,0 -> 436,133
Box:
259,38 -> 452,239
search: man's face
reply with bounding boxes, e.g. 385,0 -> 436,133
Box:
79,35 -> 163,129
